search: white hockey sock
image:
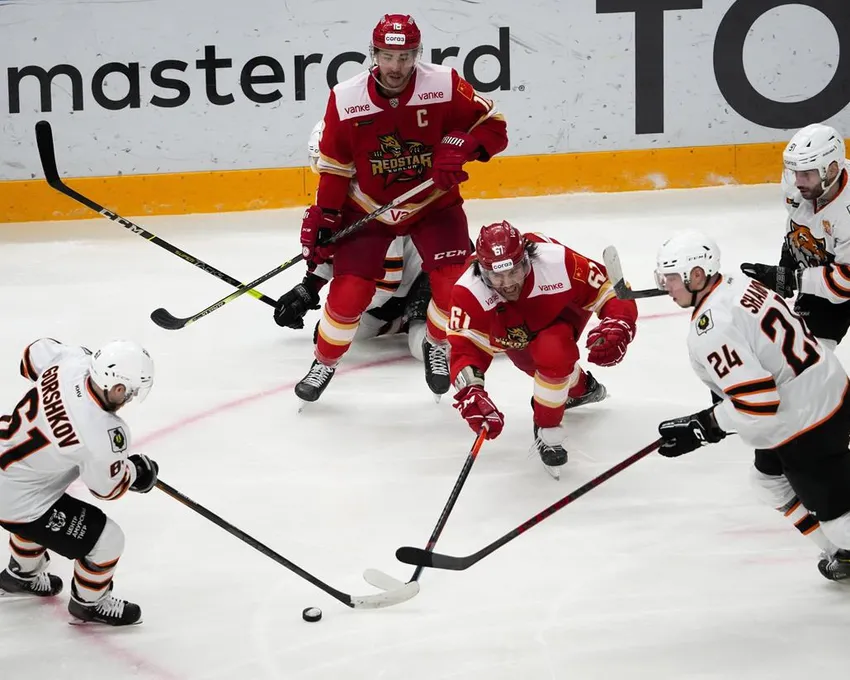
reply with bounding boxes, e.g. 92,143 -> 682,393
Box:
8,534 -> 47,574
73,517 -> 124,603
780,497 -> 836,554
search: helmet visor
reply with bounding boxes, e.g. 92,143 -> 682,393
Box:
481,253 -> 531,289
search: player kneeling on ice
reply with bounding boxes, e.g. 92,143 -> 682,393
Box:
0,339 -> 159,624
275,120 -> 430,363
655,231 -> 850,581
447,221 -> 638,476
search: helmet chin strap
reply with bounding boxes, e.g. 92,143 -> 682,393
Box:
685,277 -> 709,307
818,163 -> 844,199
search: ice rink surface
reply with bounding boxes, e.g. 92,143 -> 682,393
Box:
1,184 -> 847,679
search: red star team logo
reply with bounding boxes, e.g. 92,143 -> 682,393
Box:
369,131 -> 433,187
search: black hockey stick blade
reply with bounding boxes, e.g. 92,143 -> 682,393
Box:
602,246 -> 667,300
396,438 -> 663,573
35,120 -> 61,185
149,307 -> 186,330
396,546 -> 469,570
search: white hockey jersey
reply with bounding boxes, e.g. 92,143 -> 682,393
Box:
687,275 -> 848,450
314,235 -> 423,313
782,166 -> 850,302
0,339 -> 138,524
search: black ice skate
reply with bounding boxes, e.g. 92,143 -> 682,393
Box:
422,337 -> 450,401
402,274 -> 431,327
0,555 -> 63,597
532,425 -> 568,479
564,371 -> 608,410
295,359 -> 336,403
68,582 -> 142,626
818,549 -> 850,581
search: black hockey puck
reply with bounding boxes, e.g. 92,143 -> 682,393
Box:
302,606 -> 322,622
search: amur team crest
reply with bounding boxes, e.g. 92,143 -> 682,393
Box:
369,131 -> 433,187
786,221 -> 828,267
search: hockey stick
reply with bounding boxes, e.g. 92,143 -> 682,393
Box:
602,245 -> 667,299
363,427 -> 488,591
395,438 -> 662,571
150,178 -> 437,330
155,479 -> 419,609
34,120 -> 275,307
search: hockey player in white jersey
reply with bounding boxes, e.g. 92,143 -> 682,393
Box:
741,124 -> 850,348
654,232 -> 850,581
274,120 -> 430,368
0,338 -> 159,624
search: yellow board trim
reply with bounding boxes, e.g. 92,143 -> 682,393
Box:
0,139 -> 830,223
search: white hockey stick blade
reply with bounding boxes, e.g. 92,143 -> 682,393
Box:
349,580 -> 419,609
363,568 -> 407,591
602,245 -> 667,299
602,246 -> 625,285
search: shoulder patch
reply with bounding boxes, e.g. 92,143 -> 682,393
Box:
456,77 -> 474,101
108,426 -> 127,453
696,309 -> 714,335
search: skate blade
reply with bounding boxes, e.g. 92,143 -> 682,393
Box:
542,464 -> 561,480
297,399 -> 310,414
363,568 -> 407,591
432,393 -> 442,404
68,617 -> 143,626
0,590 -> 56,600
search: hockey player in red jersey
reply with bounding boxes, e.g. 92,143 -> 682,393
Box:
447,221 -> 638,476
295,13 -> 508,403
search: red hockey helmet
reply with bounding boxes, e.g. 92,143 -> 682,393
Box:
476,221 -> 526,271
372,14 -> 421,52
475,221 -> 531,298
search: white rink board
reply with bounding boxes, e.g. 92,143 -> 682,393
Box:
1,0 -> 849,179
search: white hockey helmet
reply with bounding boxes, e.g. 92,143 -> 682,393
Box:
90,340 -> 154,404
655,231 -> 721,289
783,123 -> 846,190
307,119 -> 324,175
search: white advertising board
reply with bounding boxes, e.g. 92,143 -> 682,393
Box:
2,0 -> 849,179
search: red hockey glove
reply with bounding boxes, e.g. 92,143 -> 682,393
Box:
300,206 -> 342,265
453,385 -> 505,439
586,317 -> 635,367
432,131 -> 480,191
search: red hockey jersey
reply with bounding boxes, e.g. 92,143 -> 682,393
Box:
315,62 -> 507,230
447,234 -> 638,381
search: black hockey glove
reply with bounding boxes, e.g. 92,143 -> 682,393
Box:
658,408 -> 726,458
129,454 -> 159,493
740,263 -> 797,299
273,276 -> 322,329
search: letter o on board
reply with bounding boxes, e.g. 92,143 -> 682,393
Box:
714,0 -> 850,129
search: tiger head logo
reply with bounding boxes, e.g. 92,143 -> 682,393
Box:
786,222 -> 828,266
